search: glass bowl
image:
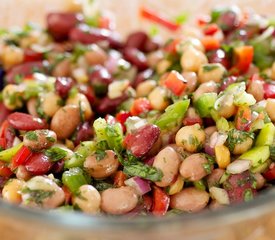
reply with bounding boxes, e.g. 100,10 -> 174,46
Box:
0,1 -> 275,239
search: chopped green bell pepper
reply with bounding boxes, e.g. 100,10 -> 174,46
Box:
255,122 -> 275,146
0,143 -> 23,163
194,93 -> 217,118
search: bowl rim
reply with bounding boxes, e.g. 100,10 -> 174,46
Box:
0,188 -> 275,231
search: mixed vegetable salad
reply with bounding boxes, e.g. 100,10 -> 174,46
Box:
0,4 -> 275,216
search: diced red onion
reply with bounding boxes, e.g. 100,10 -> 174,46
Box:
226,160 -> 251,174
204,144 -> 215,156
209,132 -> 228,148
144,157 -> 155,166
124,176 -> 151,195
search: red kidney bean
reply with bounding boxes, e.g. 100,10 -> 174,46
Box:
7,112 -> 47,131
55,77 -> 74,98
124,124 -> 160,157
143,38 -> 160,53
24,49 -> 43,63
207,49 -> 231,69
5,61 -> 47,84
0,176 -> 8,189
77,84 -> 96,105
123,47 -> 148,71
223,171 -> 257,204
132,68 -> 153,88
25,153 -> 53,175
220,76 -> 238,92
217,10 -> 239,33
47,12 -> 81,41
0,103 -> 11,125
125,31 -> 149,51
74,122 -> 93,146
4,125 -> 15,149
69,24 -> 122,47
96,94 -> 128,115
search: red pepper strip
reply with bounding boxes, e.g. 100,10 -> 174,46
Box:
140,6 -> 180,31
151,186 -> 170,216
263,83 -> 275,99
130,98 -> 152,116
116,111 -> 131,132
11,146 -> 33,171
232,46 -> 254,74
201,36 -> 220,51
164,70 -> 187,96
203,23 -> 219,36
0,161 -> 13,178
113,170 -> 127,187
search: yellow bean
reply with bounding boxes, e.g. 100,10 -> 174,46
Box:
215,145 -> 231,169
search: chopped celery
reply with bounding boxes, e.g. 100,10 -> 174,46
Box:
251,159 -> 271,173
64,141 -> 96,169
194,93 -> 217,118
194,180 -> 206,191
155,99 -> 190,131
0,143 -> 23,162
255,122 -> 275,146
239,146 -> 270,168
62,167 -> 88,194
216,117 -> 229,132
93,118 -> 123,152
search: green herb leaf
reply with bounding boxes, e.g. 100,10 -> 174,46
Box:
175,12 -> 189,25
93,181 -> 113,191
202,64 -> 219,72
244,189 -> 254,202
25,131 -> 38,141
45,147 -> 67,162
22,188 -> 54,205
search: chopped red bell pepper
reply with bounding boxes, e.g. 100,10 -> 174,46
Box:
142,194 -> 153,212
11,146 -> 32,171
113,170 -> 127,187
116,111 -> 131,132
232,46 -> 254,74
201,36 -> 221,51
24,49 -> 43,63
0,161 -> 13,178
140,6 -> 180,31
130,98 -> 152,116
203,23 -> 219,36
235,106 -> 252,132
263,83 -> 275,99
163,38 -> 181,54
151,186 -> 170,216
183,116 -> 203,126
164,70 -> 187,96
263,165 -> 275,181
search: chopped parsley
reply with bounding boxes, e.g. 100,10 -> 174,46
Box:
45,147 -> 68,162
226,129 -> 254,152
244,189 -> 254,202
46,136 -> 56,143
203,65 -> 219,72
25,131 -> 38,141
22,188 -> 54,205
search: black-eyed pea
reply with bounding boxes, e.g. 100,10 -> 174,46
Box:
23,129 -> 57,151
72,185 -> 101,214
101,186 -> 138,215
40,92 -> 62,117
21,176 -> 65,209
198,63 -> 226,83
180,46 -> 208,72
266,98 -> 275,122
153,146 -> 180,187
2,179 -> 25,204
175,124 -> 206,153
148,86 -> 170,111
66,93 -> 93,120
50,105 -> 81,139
84,150 -> 119,179
136,80 -> 157,97
193,81 -> 218,102
2,84 -> 24,110
180,153 -> 211,181
170,187 -> 209,212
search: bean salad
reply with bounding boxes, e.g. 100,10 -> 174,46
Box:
0,4 -> 275,216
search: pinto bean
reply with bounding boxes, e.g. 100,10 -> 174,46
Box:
170,187 -> 210,212
175,124 -> 206,153
207,168 -> 225,188
21,176 -> 65,209
40,92 -> 62,117
153,146 -> 180,187
180,153 -> 211,181
84,150 -> 119,179
50,105 -> 81,139
101,186 -> 138,215
23,130 -> 57,151
66,93 -> 93,120
72,185 -> 101,214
